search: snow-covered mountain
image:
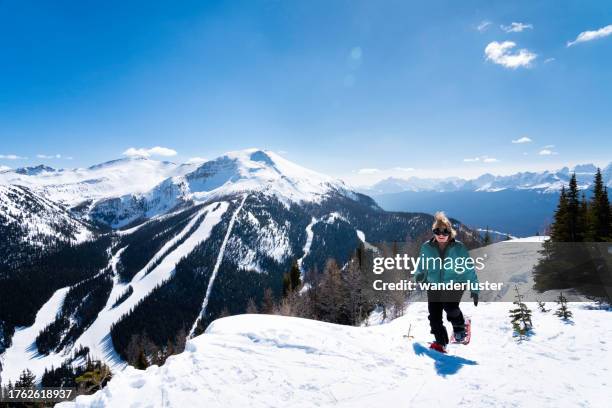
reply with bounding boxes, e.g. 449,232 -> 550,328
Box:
361,162 -> 612,195
88,149 -> 354,228
0,157 -> 197,208
57,301 -> 611,407
0,149 -> 482,386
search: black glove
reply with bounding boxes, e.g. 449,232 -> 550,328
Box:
471,292 -> 479,307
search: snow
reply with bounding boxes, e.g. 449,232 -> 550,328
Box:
507,235 -> 550,243
59,302 -> 611,407
297,217 -> 317,276
0,287 -> 70,385
189,195 -> 248,337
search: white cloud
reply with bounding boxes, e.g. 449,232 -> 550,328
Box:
357,168 -> 381,175
37,154 -> 62,159
464,155 -> 499,163
567,24 -> 612,47
544,57 -> 555,63
485,41 -> 537,68
186,157 -> 207,164
393,167 -> 415,172
123,146 -> 178,158
501,22 -> 533,33
512,136 -> 532,144
0,165 -> 10,171
542,144 -> 555,149
539,149 -> 558,156
477,21 -> 492,32
0,154 -> 26,160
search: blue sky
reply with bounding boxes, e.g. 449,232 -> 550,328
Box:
0,0 -> 611,184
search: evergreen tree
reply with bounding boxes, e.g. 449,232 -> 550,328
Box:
537,300 -> 549,312
551,186 -> 570,242
554,292 -> 573,320
282,259 -> 302,296
15,368 -> 36,388
566,174 -> 584,242
587,168 -> 611,241
483,226 -> 491,245
509,286 -> 533,340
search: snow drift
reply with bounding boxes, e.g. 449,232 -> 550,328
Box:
59,302 -> 611,407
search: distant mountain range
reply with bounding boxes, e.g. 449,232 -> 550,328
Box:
357,162 -> 611,237
359,162 -> 612,195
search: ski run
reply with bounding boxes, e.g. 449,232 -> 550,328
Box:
189,194 -> 248,337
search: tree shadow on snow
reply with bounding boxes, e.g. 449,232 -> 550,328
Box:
413,343 -> 477,377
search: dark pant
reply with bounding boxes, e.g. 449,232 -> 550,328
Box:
427,290 -> 465,345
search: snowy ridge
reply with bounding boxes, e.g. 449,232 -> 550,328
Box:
0,157 -> 196,208
59,302 -> 611,408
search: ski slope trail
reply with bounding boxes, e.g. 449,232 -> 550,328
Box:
190,194 -> 248,337
0,287 -> 70,384
60,302 -> 610,408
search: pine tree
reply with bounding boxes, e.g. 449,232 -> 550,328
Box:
566,174 -> 585,242
282,259 -> 302,296
483,226 -> 491,245
537,300 -> 549,312
587,168 -> 611,241
551,186 -> 570,242
289,259 -> 301,291
509,286 -> 533,340
15,368 -> 36,388
554,292 -> 573,320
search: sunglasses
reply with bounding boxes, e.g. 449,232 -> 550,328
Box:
433,228 -> 451,236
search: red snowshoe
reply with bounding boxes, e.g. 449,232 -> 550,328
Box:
428,342 -> 447,353
450,317 -> 471,345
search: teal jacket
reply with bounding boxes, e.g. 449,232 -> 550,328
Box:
413,238 -> 479,294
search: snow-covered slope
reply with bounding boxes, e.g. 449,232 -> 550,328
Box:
59,302 -> 611,408
0,184 -> 92,245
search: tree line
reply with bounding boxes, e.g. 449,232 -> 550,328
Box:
534,169 -> 612,301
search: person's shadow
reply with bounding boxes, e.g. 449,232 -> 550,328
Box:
413,343 -> 478,377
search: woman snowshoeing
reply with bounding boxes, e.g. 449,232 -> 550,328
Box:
414,211 -> 479,352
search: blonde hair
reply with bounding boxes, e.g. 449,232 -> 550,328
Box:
432,211 -> 457,238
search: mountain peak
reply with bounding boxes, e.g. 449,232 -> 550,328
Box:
14,164 -> 58,175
